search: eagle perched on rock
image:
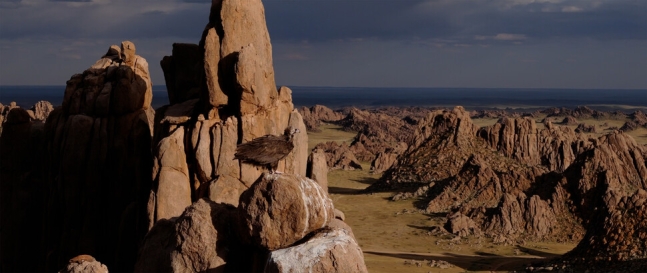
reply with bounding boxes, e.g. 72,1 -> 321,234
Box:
234,126 -> 300,174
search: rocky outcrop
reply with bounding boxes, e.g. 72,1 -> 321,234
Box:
374,106 -> 480,190
265,228 -> 368,273
29,100 -> 54,121
575,123 -> 597,133
59,255 -> 108,273
0,106 -> 48,272
445,212 -> 482,237
561,116 -> 579,125
299,105 -> 344,132
338,108 -> 415,162
630,110 -> 647,127
149,0 -> 309,226
40,41 -> 154,272
374,105 -> 647,248
620,121 -> 639,132
307,148 -> 329,191
566,189 -> 647,263
136,173 -> 366,272
370,150 -> 399,174
314,141 -> 363,170
135,199 -> 233,273
237,174 -> 334,250
477,118 -> 588,172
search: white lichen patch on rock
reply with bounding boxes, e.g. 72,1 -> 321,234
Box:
265,228 -> 368,273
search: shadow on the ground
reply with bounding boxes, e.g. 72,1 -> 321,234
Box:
517,246 -> 560,258
364,250 -> 550,271
350,177 -> 379,185
328,186 -> 364,195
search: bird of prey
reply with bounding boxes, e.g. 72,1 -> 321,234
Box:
234,126 -> 300,174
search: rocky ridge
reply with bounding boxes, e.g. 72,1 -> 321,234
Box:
372,106 -> 647,256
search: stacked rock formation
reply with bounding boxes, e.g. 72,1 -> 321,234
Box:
40,41 -> 154,271
0,103 -> 49,272
148,0 -> 308,225
136,174 -> 367,273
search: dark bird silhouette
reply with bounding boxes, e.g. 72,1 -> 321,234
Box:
234,126 -> 300,174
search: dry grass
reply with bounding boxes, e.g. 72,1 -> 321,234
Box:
307,123 -> 357,150
308,126 -> 578,273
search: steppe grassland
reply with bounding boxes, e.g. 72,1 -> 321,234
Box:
308,123 -> 576,273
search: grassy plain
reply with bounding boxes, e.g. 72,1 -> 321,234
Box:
309,124 -> 578,273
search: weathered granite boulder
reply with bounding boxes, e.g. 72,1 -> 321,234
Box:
237,174 -> 334,250
264,228 -> 368,273
59,255 -> 108,273
135,199 -> 233,273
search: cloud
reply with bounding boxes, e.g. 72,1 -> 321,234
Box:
494,33 -> 527,40
561,6 -> 583,12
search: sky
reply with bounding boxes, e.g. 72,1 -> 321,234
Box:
0,0 -> 645,89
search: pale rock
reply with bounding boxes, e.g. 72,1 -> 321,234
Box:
154,128 -> 192,221
237,174 -> 334,250
59,255 -> 108,273
264,228 -> 368,273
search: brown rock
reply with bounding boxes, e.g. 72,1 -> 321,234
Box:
314,141 -> 363,170
160,98 -> 199,125
299,105 -> 344,131
30,100 -> 54,121
561,116 -> 578,125
135,199 -> 233,273
201,25 -> 228,107
307,148 -> 329,191
59,255 -> 108,273
371,150 -> 399,174
153,128 -> 192,221
237,174 -> 334,250
208,175 -> 248,207
220,0 -> 276,113
264,228 -> 368,273
446,212 -> 482,237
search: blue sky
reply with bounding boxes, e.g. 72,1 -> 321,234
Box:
0,0 -> 645,89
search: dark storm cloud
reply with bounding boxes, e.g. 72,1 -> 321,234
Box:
263,0 -> 647,43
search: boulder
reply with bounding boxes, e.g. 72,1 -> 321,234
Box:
237,174 -> 334,250
135,199 -> 233,273
59,255 -> 108,273
445,212 -> 482,237
264,228 -> 368,273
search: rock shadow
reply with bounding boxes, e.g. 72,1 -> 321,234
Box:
364,250 -> 550,272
